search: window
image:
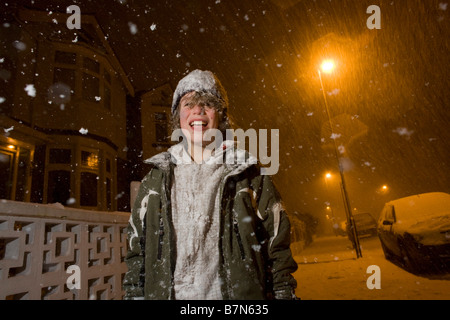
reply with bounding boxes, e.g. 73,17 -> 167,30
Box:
52,50 -> 113,109
0,57 -> 16,115
79,149 -> 100,208
104,85 -> 111,110
82,57 -> 102,104
104,70 -> 111,84
55,51 -> 76,65
47,170 -> 71,205
0,141 -> 33,202
82,72 -> 100,103
81,151 -> 99,169
53,67 -> 76,85
44,145 -> 117,210
80,172 -> 98,207
53,51 -> 77,101
15,148 -> 31,201
45,146 -> 116,210
53,68 -> 76,96
384,205 -> 395,222
0,148 -> 14,200
83,57 -> 100,73
104,155 -> 115,211
46,146 -> 72,206
49,148 -> 71,164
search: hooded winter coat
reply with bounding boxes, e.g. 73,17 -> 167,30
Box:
123,142 -> 298,300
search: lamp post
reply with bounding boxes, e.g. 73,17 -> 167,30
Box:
324,172 -> 338,236
318,60 -> 362,258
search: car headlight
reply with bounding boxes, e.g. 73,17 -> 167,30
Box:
443,230 -> 450,241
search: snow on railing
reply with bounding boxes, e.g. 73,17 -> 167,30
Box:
0,200 -> 130,300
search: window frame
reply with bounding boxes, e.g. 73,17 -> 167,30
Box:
52,47 -> 114,111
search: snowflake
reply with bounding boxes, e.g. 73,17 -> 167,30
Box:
24,84 -> 36,97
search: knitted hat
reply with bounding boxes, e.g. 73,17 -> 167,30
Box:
171,69 -> 228,114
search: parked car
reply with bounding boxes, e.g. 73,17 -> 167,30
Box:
339,213 -> 377,238
353,212 -> 377,238
377,192 -> 450,274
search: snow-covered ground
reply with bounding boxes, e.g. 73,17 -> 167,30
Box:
292,235 -> 450,300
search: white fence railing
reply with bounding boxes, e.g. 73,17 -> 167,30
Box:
0,200 -> 130,300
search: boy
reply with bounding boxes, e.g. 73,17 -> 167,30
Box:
123,69 -> 298,300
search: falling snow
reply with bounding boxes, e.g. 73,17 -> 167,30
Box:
24,84 -> 36,97
128,22 -> 138,35
438,2 -> 448,10
393,127 -> 414,138
79,128 -> 88,135
1,0 -> 449,302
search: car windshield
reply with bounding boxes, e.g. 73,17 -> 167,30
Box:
354,213 -> 374,223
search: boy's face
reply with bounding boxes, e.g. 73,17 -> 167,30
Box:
179,91 -> 220,146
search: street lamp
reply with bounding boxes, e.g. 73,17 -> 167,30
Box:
377,184 -> 389,195
321,60 -> 335,74
318,60 -> 362,258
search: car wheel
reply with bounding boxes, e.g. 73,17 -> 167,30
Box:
379,239 -> 393,260
399,239 -> 423,274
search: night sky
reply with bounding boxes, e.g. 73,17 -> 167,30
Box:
2,0 -> 449,224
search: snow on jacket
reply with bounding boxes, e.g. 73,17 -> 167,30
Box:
123,142 -> 298,300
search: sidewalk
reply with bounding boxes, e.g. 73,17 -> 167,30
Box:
292,236 -> 450,300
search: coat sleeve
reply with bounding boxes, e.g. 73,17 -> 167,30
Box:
122,173 -> 152,300
253,173 -> 298,300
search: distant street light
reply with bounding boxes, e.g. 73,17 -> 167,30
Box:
325,205 -> 339,236
378,184 -> 389,194
318,60 -> 362,258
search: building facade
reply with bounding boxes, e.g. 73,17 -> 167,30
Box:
0,8 -> 138,212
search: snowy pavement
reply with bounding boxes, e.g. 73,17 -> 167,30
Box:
292,236 -> 450,300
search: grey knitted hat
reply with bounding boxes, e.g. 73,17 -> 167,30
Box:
171,69 -> 228,114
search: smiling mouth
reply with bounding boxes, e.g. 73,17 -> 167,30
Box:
189,120 -> 208,127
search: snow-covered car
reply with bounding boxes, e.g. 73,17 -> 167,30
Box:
353,212 -> 377,238
338,213 -> 377,238
377,192 -> 450,273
